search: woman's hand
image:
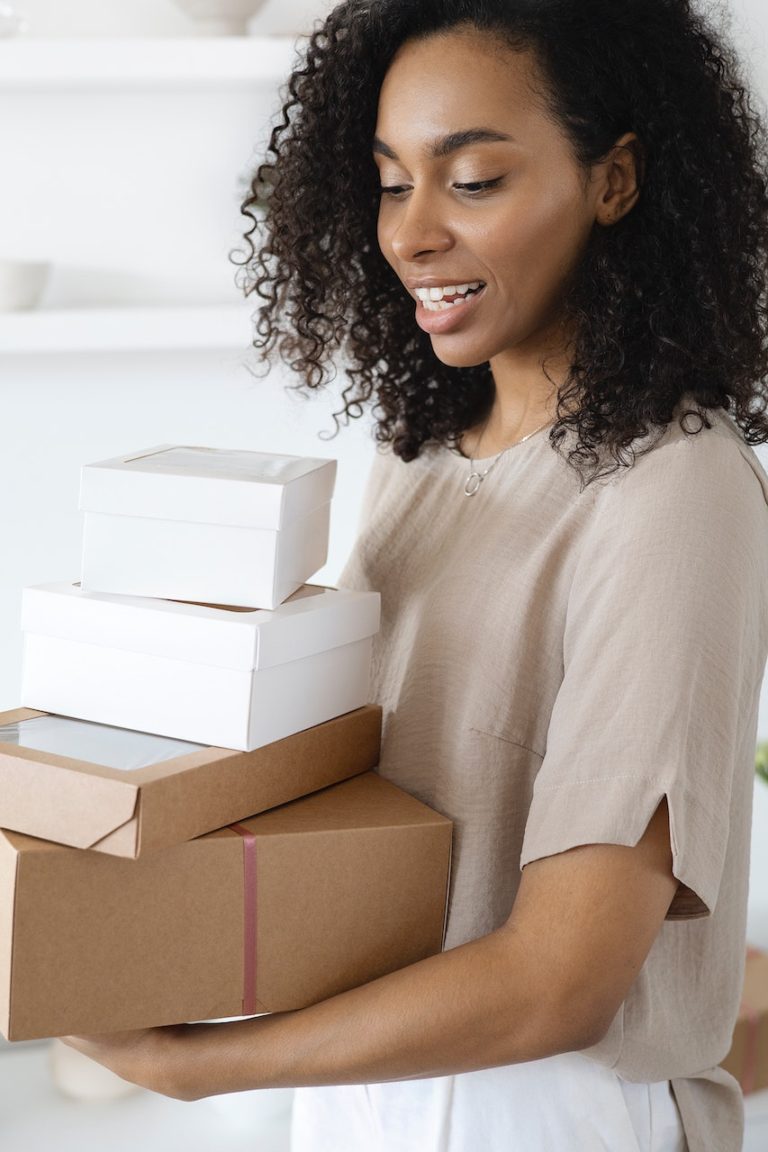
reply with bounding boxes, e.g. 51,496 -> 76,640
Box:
59,1025 -> 194,1101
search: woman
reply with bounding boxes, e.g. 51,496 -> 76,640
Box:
63,2 -> 768,1150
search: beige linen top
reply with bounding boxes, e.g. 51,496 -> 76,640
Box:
339,394 -> 768,1152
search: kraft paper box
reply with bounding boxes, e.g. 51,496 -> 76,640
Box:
21,581 -> 380,750
0,771 -> 453,1042
79,445 -> 337,609
720,945 -> 768,1094
0,704 -> 381,858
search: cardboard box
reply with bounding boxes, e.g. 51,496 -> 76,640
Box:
21,581 -> 380,750
0,704 -> 381,858
720,945 -> 768,1094
79,445 -> 337,609
0,771 -> 453,1041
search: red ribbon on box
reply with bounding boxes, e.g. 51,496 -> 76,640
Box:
230,822 -> 257,1016
738,945 -> 765,1095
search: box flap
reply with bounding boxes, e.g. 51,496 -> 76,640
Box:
0,742 -> 140,850
231,771 -> 452,837
78,445 -> 337,530
21,582 -> 380,672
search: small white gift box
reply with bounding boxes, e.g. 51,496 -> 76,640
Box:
20,581 -> 380,751
79,445 -> 337,609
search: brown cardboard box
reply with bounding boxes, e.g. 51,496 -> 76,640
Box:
0,705 -> 381,857
720,945 -> 768,1094
0,771 -> 453,1041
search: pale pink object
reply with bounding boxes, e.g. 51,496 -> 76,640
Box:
170,0 -> 268,35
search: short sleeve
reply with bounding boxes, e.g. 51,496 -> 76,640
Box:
519,428 -> 768,919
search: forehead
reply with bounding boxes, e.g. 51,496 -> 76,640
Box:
374,28 -> 550,153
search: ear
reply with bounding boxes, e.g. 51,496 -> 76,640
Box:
594,131 -> 643,226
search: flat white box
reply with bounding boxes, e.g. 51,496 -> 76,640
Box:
21,581 -> 380,752
79,445 -> 337,609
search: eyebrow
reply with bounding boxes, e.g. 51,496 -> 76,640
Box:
372,128 -> 517,161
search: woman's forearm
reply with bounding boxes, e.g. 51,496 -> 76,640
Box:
177,923 -> 596,1100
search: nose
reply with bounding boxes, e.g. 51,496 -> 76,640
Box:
388,187 -> 454,262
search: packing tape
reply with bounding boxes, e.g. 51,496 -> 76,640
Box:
229,822 -> 257,1015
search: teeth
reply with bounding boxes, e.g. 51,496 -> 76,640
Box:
417,281 -> 485,312
425,298 -> 464,311
415,281 -> 483,304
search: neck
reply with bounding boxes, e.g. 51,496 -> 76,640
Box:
471,369 -> 563,459
461,317 -> 575,458
495,316 -> 573,412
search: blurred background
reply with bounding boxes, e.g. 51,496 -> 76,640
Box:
1,1 -> 768,1149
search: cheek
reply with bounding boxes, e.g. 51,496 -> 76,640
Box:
489,188 -> 592,288
376,206 -> 394,260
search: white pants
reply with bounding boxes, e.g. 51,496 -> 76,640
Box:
290,1051 -> 688,1152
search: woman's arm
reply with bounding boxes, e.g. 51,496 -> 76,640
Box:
63,921 -> 589,1102
62,796 -> 677,1100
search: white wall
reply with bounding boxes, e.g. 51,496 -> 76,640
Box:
12,0 -> 337,37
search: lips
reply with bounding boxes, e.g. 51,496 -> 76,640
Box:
414,282 -> 487,335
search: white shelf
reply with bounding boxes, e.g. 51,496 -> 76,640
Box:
0,305 -> 257,353
0,37 -> 300,87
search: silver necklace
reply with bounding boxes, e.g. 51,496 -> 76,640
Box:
464,417 -> 554,496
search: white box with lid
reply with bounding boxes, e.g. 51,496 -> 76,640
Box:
79,445 -> 337,609
20,581 -> 380,751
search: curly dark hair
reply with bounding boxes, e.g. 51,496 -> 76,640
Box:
231,0 -> 768,488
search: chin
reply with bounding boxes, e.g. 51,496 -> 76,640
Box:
430,345 -> 492,369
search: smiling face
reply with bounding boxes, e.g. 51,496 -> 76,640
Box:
373,26 -> 608,370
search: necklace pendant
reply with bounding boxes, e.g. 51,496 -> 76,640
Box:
464,471 -> 483,497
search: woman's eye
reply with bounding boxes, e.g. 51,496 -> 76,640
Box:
379,178 -> 502,197
455,179 -> 502,194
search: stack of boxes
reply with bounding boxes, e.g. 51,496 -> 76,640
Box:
0,445 -> 453,1042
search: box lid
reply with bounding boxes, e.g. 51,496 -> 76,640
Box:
0,708 -> 201,850
21,581 -> 381,672
78,445 -> 337,530
0,705 -> 381,854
